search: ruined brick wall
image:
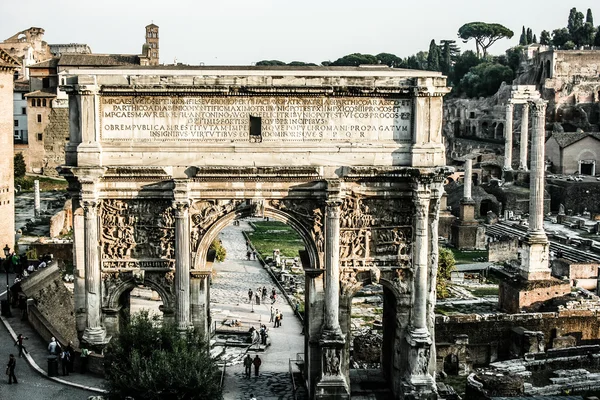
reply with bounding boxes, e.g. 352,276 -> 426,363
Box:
26,100 -> 52,173
42,107 -> 68,177
20,265 -> 78,346
0,71 -> 15,250
436,310 -> 600,361
499,280 -> 571,313
488,238 -> 518,262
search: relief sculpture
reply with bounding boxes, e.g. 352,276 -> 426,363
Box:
190,200 -> 243,252
267,199 -> 325,256
100,199 -> 175,264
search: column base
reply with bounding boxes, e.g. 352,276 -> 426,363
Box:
404,328 -> 436,397
315,377 -> 350,400
82,326 -> 110,346
519,232 -> 550,280
317,330 -> 349,399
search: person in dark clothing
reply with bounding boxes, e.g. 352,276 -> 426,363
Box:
14,334 -> 28,358
243,354 -> 252,378
6,354 -> 17,384
60,347 -> 71,376
65,341 -> 74,373
252,355 -> 262,377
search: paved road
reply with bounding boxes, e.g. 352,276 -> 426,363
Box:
213,221 -> 304,400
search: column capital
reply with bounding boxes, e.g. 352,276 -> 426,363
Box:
82,200 -> 99,215
171,201 -> 190,218
529,100 -> 547,116
505,102 -> 514,111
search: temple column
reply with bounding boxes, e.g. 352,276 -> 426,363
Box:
72,202 -> 86,338
173,201 -> 191,331
463,158 -> 472,201
403,182 -> 436,398
82,200 -> 108,345
519,103 -> 529,171
316,181 -> 349,399
190,271 -> 209,337
427,186 -> 443,376
520,100 -> 550,280
323,199 -> 342,335
504,103 -> 514,170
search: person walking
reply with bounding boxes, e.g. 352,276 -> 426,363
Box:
65,341 -> 74,373
14,334 -> 28,358
269,306 -> 275,323
48,337 -> 61,355
262,286 -> 267,301
80,347 -> 90,374
252,355 -> 262,377
243,354 -> 252,378
278,311 -> 283,327
274,310 -> 280,328
6,354 -> 17,384
248,288 -> 253,303
60,347 -> 71,376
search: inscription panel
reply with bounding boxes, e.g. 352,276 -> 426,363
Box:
100,96 -> 412,143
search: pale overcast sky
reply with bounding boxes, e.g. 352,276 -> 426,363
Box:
1,1 -> 597,65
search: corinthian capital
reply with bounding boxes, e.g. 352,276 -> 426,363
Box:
529,100 -> 547,117
172,201 -> 190,218
82,200 -> 99,215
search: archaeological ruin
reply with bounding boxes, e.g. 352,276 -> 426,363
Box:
59,66 -> 450,399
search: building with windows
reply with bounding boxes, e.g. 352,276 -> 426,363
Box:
13,80 -> 28,143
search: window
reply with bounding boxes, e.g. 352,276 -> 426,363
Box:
249,116 -> 262,142
14,120 -> 18,127
36,99 -> 41,107
21,93 -> 25,100
37,114 -> 42,123
37,133 -> 43,141
42,78 -> 50,88
21,107 -> 26,115
31,99 -> 35,107
42,99 -> 47,107
14,130 -> 19,138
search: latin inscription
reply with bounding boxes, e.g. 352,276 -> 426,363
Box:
100,96 -> 412,142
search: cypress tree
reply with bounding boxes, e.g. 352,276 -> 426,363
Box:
587,8 -> 594,26
526,28 -> 533,44
519,26 -> 527,45
427,39 -> 441,71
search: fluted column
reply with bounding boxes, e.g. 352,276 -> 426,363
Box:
82,200 -> 107,344
463,158 -> 473,201
412,187 -> 431,333
519,103 -> 529,171
174,201 -> 191,331
504,103 -> 514,170
324,199 -> 342,335
528,101 -> 547,235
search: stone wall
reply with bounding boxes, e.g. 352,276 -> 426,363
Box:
26,99 -> 51,173
488,238 -> 519,262
552,259 -> 598,282
20,264 -> 78,346
43,107 -> 68,177
0,69 -> 15,250
547,179 -> 600,214
499,279 -> 571,313
436,310 -> 600,361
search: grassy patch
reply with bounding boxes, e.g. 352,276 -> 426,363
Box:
16,175 -> 68,192
247,221 -> 305,259
449,249 -> 488,264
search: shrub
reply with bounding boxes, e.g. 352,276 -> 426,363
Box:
209,239 -> 227,262
14,153 -> 26,178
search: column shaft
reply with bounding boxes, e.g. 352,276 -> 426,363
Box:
520,104 -> 529,170
84,202 -> 101,328
174,203 -> 191,330
504,103 -> 514,170
413,192 -> 430,331
529,102 -> 547,234
324,201 -> 341,333
463,159 -> 472,200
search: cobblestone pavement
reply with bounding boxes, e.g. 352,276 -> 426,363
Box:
213,220 -> 304,400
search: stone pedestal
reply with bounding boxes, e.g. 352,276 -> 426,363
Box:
315,337 -> 350,400
190,271 -> 209,337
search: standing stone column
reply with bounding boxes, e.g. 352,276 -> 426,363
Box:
528,101 -> 547,235
519,103 -> 529,171
504,103 -> 514,170
323,198 -> 342,335
190,271 -> 209,337
411,187 -> 431,334
82,200 -> 107,344
173,201 -> 191,331
34,180 -> 40,218
463,158 -> 473,201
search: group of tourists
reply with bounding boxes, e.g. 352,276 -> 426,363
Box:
270,306 -> 284,328
243,354 -> 262,378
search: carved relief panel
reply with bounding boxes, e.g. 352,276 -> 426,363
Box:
190,199 -> 244,254
339,195 -> 413,268
267,199 -> 325,256
100,199 -> 175,269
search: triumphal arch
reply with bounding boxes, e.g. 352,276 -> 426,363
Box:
60,66 -> 449,399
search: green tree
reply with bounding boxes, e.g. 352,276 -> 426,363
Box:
427,39 -> 441,71
574,22 -> 596,47
563,40 -> 577,50
405,51 -> 428,70
552,28 -> 572,48
505,46 -> 523,75
14,153 -> 26,178
459,62 -> 514,98
519,26 -> 527,46
255,60 -> 286,66
526,28 -> 533,45
587,8 -> 594,26
568,8 -> 584,36
594,27 -> 600,46
105,311 -> 222,400
533,34 -> 537,43
437,248 -> 456,299
209,239 -> 227,262
458,22 -> 514,57
540,30 -> 551,45
375,52 -> 404,68
452,50 -> 482,87
330,53 -> 378,66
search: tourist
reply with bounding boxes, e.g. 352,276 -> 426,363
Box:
252,355 -> 262,377
279,311 -> 283,327
295,301 -> 300,315
248,288 -> 253,303
243,354 -> 252,378
65,341 -> 74,373
80,347 -> 90,374
14,334 -> 28,358
252,250 -> 256,260
255,292 -> 260,305
274,309 -> 280,328
246,240 -> 250,250
262,286 -> 267,300
60,347 -> 70,376
246,250 -> 251,260
48,337 -> 61,356
6,354 -> 17,384
269,306 -> 275,322
27,264 -> 34,274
